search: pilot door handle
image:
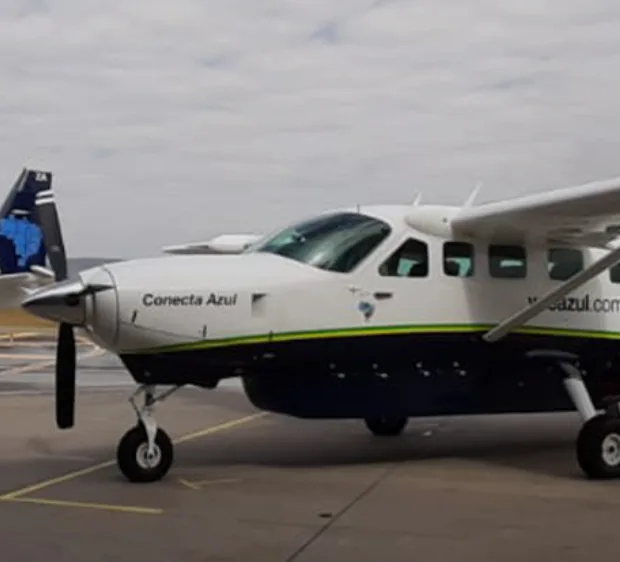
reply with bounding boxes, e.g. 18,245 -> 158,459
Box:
373,291 -> 393,300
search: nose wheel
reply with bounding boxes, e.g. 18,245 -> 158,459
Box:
116,384 -> 178,483
117,424 -> 173,483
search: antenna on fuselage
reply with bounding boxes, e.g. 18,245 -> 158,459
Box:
464,182 -> 482,207
412,193 -> 422,206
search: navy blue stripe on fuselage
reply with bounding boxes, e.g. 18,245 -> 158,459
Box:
119,330 -> 619,419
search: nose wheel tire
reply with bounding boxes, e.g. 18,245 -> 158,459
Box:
364,416 -> 408,437
117,424 -> 174,483
576,413 -> 620,479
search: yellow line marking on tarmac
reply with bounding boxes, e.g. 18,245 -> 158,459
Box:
0,353 -> 55,360
0,332 -> 40,340
178,478 -> 240,490
5,497 -> 163,515
0,412 -> 266,513
0,459 -> 123,500
175,412 -> 266,443
0,345 -> 104,379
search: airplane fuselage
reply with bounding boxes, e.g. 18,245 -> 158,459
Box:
68,204 -> 620,420
24,177 -> 620,483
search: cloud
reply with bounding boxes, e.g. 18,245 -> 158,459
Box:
1,0 -> 620,256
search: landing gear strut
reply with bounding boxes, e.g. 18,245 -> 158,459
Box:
117,385 -> 178,483
528,350 -> 620,479
364,416 -> 408,436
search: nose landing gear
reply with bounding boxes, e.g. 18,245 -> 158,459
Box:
116,385 -> 179,483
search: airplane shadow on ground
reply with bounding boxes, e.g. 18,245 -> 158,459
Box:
1,411 -> 588,485
172,412 -> 586,481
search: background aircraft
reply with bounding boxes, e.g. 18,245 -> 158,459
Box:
19,173 -> 620,485
0,168 -> 67,331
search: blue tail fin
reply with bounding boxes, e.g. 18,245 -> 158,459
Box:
0,168 -> 53,275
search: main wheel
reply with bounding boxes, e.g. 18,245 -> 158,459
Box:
576,413 -> 620,479
364,416 -> 408,437
117,424 -> 174,483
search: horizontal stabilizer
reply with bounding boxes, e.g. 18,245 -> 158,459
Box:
30,265 -> 55,279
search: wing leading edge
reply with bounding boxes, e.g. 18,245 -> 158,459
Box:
451,175 -> 620,248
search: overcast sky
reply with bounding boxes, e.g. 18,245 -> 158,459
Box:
1,0 -> 620,257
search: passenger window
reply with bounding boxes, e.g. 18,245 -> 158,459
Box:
488,244 -> 526,278
443,241 -> 474,277
379,238 -> 428,277
606,226 -> 620,282
548,248 -> 583,280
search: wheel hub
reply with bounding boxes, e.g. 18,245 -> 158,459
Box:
602,433 -> 620,467
135,442 -> 161,469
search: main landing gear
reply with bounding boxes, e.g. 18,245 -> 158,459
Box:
529,350 -> 620,479
116,385 -> 179,483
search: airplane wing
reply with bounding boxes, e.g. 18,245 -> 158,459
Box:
162,233 -> 263,255
451,176 -> 620,248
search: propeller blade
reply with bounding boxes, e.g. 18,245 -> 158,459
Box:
31,181 -> 76,429
34,189 -> 68,282
55,322 -> 76,429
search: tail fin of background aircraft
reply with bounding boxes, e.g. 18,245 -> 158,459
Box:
0,168 -> 53,275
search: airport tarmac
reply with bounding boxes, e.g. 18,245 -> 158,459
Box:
1,334 -> 620,560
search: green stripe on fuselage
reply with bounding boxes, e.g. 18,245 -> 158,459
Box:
130,323 -> 620,354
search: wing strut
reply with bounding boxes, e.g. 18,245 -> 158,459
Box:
483,244 -> 620,343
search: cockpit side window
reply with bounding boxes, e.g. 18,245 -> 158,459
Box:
249,212 -> 391,273
378,238 -> 429,277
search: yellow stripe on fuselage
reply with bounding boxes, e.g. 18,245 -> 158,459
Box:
135,323 -> 620,355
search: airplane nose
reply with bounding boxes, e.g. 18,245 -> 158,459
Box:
21,266 -> 118,349
21,279 -> 92,325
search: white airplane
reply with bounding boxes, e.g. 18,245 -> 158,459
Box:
0,167 -> 60,317
19,174 -> 620,484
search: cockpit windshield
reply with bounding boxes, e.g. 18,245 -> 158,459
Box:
246,212 -> 391,273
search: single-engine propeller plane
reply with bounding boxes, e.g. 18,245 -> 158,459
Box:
20,174 -> 620,483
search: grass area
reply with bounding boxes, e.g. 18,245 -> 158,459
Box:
0,308 -> 55,330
